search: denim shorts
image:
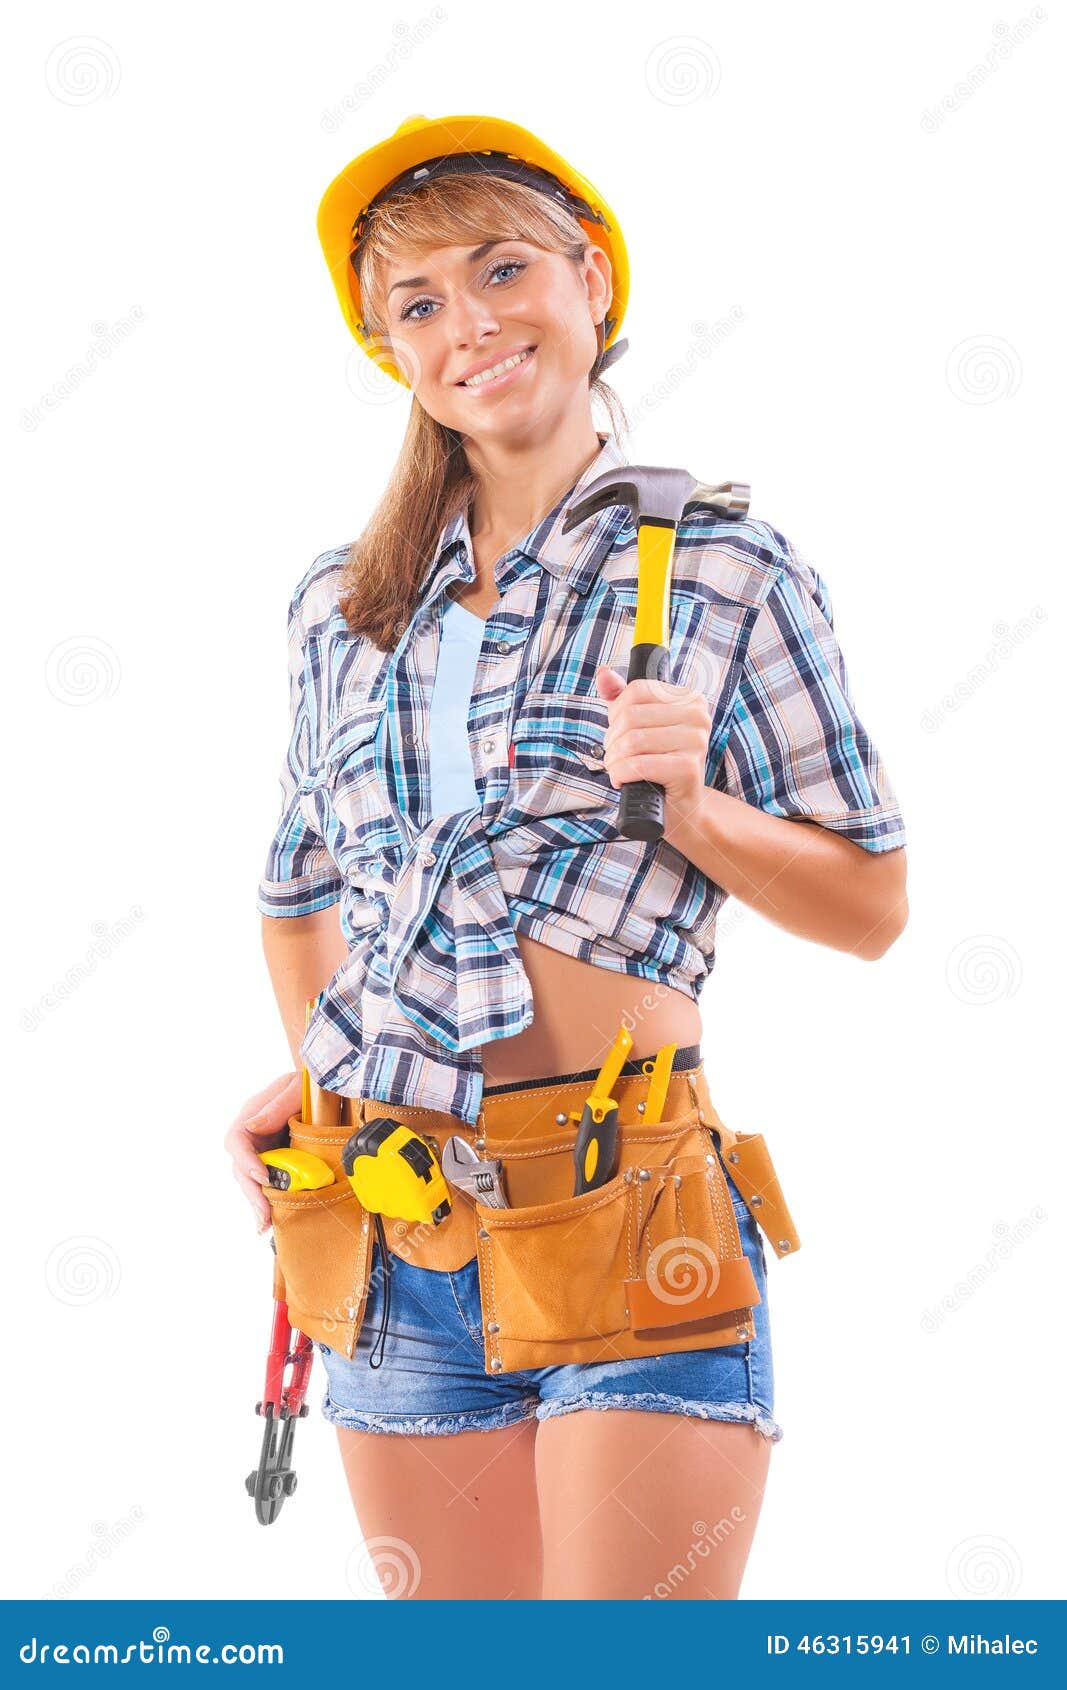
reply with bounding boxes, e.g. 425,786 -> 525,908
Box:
314,1141 -> 783,1443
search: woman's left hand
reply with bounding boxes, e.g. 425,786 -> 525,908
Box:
594,667 -> 712,836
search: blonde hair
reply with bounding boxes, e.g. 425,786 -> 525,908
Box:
337,173 -> 630,651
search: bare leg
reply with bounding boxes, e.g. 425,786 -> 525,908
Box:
333,1418 -> 542,1600
536,1410 -> 772,1600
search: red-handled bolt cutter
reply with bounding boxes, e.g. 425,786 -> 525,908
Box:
245,1268 -> 315,1526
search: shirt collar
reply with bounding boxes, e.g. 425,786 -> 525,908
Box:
424,432 -> 632,602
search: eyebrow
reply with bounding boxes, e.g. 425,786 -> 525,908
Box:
387,240 -> 506,299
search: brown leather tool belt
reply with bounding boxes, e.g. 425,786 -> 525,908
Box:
264,1058 -> 801,1373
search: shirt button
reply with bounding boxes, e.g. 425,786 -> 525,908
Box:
482,739 -> 495,754
418,849 -> 436,866
496,640 -> 508,654
403,731 -> 417,745
336,1061 -> 354,1080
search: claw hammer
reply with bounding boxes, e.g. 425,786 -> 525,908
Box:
561,466 -> 750,842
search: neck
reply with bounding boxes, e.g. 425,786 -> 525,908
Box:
463,408 -> 606,552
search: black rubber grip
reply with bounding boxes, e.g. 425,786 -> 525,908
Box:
618,780 -> 665,841
617,643 -> 670,841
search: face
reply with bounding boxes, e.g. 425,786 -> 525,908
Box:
377,237 -> 613,438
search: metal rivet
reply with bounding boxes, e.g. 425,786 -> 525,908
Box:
750,1193 -> 763,1207
673,1174 -> 683,1187
728,1150 -> 740,1164
344,1305 -> 357,1320
361,1220 -> 369,1234
490,1357 -> 503,1372
705,1154 -> 715,1166
474,1138 -> 486,1151
638,1168 -> 651,1182
623,1169 -> 633,1184
487,1321 -> 499,1334
636,1100 -> 646,1113
736,1325 -> 750,1340
478,1228 -> 490,1240
697,1110 -> 706,1123
555,1111 -> 569,1125
779,1239 -> 792,1252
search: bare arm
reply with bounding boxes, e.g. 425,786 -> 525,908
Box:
225,906 -> 349,1231
260,904 -> 350,1063
664,787 -> 909,961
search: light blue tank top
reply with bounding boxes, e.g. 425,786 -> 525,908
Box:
428,595 -> 484,817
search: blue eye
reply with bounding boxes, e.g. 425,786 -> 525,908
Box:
399,258 -> 526,324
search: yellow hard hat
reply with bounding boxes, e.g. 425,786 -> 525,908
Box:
316,113 -> 630,389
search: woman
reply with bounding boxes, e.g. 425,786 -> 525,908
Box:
225,114 -> 909,1600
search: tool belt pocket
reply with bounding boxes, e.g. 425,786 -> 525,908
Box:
473,1112 -> 765,1374
263,1114 -> 374,1361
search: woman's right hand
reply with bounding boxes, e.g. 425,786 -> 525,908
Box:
224,1069 -> 303,1233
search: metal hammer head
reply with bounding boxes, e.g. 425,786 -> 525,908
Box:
561,463 -> 750,535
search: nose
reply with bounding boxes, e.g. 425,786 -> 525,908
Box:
446,283 -> 501,349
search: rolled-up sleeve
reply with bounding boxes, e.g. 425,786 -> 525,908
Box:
713,554 -> 907,853
256,596 -> 345,917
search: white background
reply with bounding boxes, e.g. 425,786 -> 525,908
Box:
4,0 -> 1063,1602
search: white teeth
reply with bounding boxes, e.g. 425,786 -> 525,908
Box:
462,348 -> 533,386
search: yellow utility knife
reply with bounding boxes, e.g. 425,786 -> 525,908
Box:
571,1024 -> 634,1195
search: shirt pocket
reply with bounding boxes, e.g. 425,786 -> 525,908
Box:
310,696 -> 395,860
507,688 -> 611,820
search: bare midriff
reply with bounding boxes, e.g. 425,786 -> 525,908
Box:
479,930 -> 704,1086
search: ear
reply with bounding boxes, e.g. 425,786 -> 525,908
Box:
583,242 -> 614,324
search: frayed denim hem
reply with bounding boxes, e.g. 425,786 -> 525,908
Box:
534,1391 -> 784,1443
319,1388 -> 540,1436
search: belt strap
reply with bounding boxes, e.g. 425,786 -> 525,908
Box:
686,1071 -> 802,1260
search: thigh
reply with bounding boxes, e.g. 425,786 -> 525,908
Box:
536,1409 -> 772,1600
334,1417 -> 542,1600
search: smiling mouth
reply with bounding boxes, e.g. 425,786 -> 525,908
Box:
458,346 -> 536,387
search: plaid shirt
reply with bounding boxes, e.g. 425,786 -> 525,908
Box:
257,432 -> 906,1125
